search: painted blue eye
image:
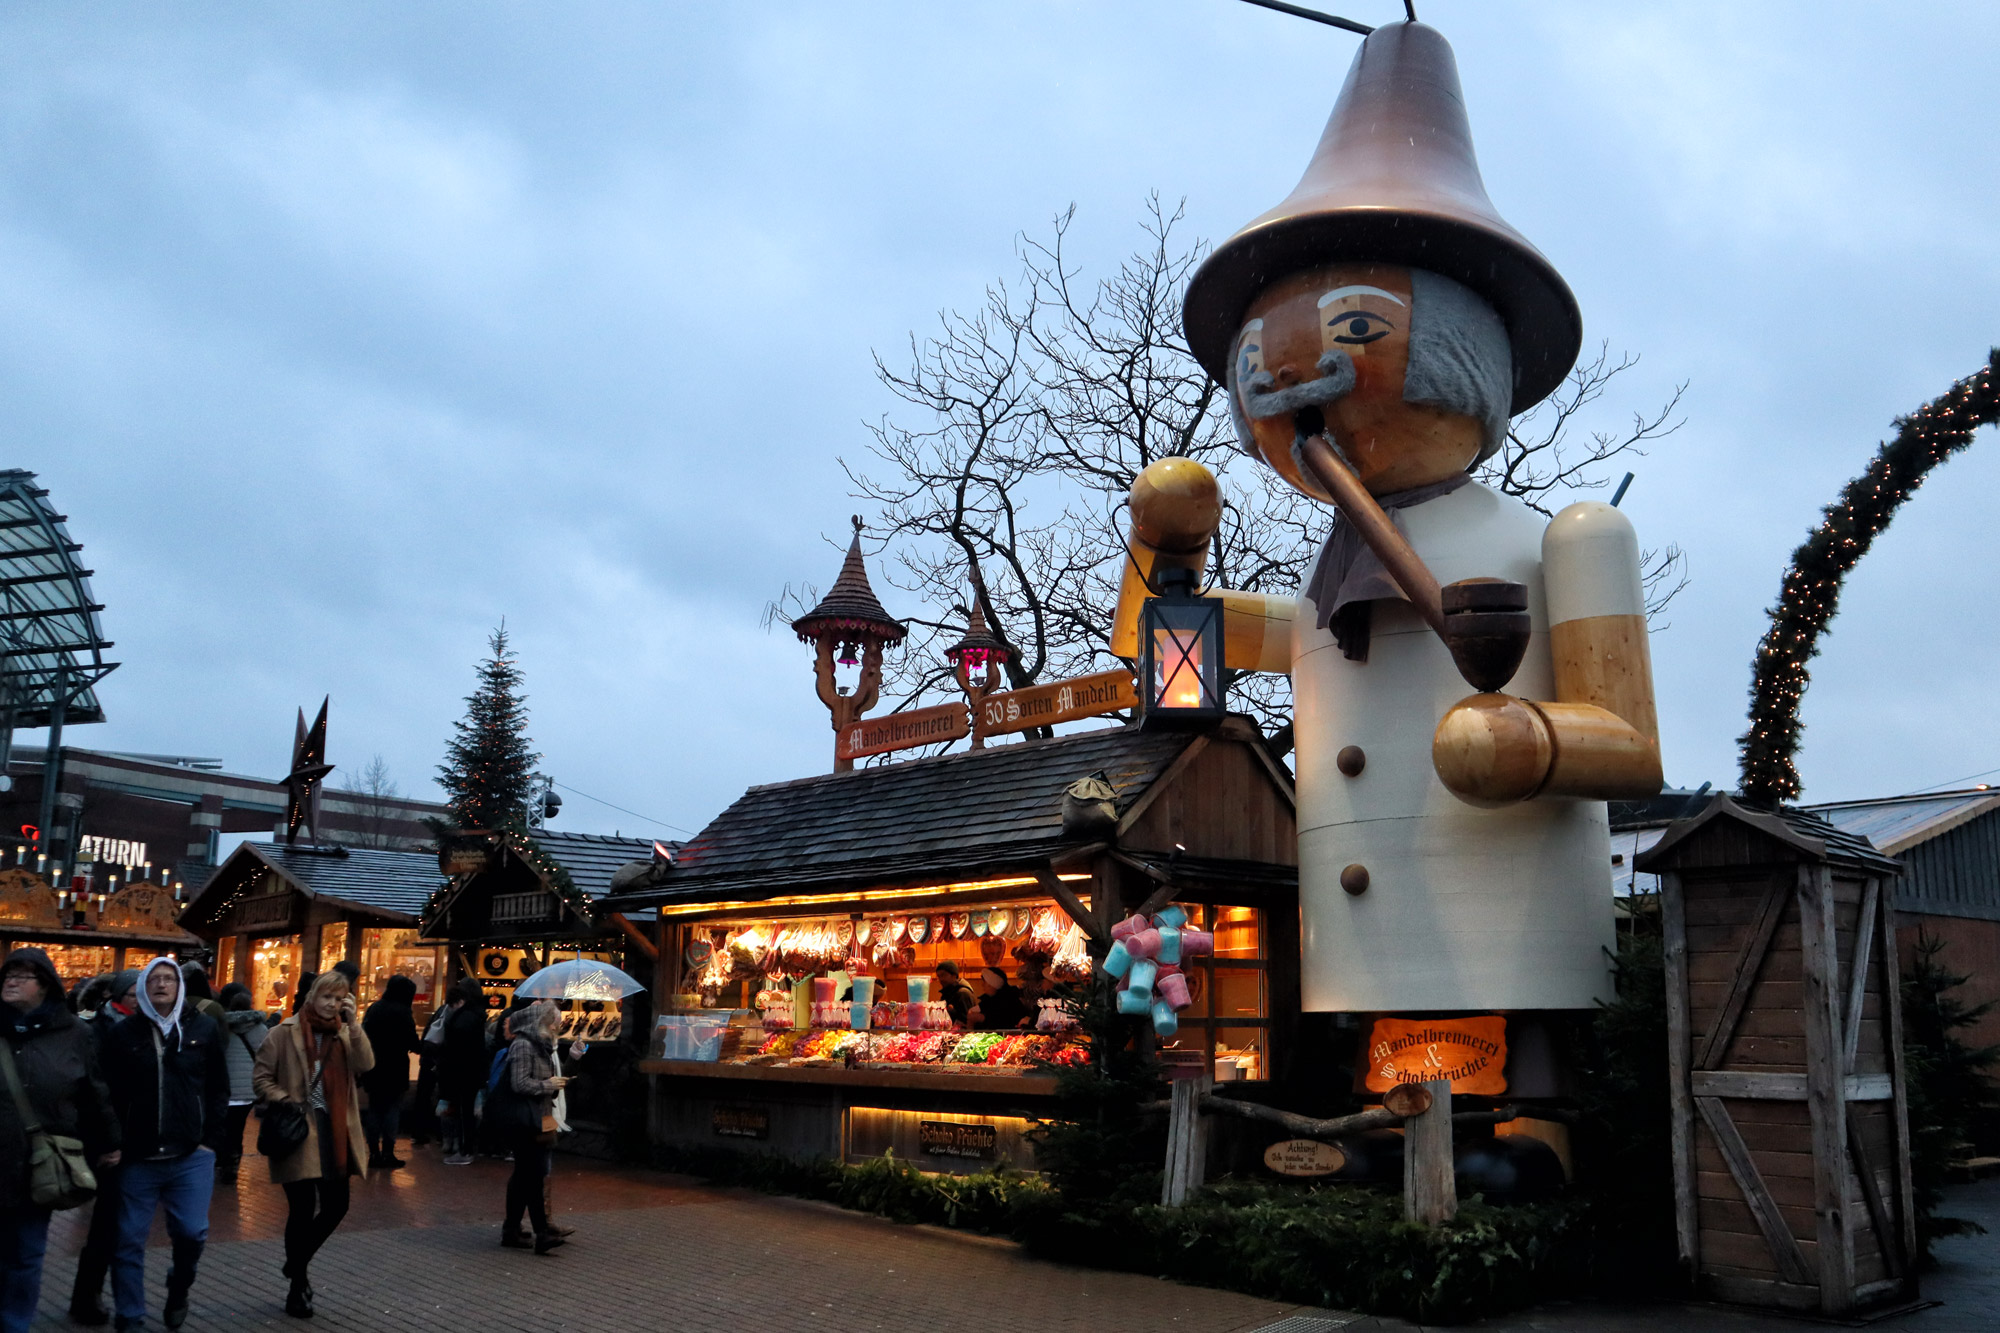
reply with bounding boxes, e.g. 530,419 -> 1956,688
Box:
1327,312 -> 1391,345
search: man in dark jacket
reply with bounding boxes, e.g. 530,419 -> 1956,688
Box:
69,970 -> 139,1325
100,957 -> 227,1331
359,974 -> 420,1169
1,948 -> 120,1333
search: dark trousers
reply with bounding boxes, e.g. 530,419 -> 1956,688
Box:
407,1062 -> 440,1143
362,1092 -> 403,1160
218,1104 -> 253,1178
281,1177 -> 349,1278
68,1162 -> 121,1311
503,1138 -> 553,1237
442,1078 -> 481,1152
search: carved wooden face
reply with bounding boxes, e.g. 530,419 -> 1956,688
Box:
1234,262 -> 1484,497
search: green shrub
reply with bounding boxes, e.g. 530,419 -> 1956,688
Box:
1901,927 -> 2000,1264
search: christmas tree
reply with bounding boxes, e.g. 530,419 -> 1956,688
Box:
437,625 -> 541,831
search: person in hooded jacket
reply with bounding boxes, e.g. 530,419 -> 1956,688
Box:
69,969 -> 140,1326
100,957 -> 228,1332
214,984 -> 266,1184
179,963 -> 226,1030
253,969 -> 373,1319
358,974 -> 418,1169
0,948 -> 120,1333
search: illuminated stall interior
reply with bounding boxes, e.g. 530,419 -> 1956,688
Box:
604,718 -> 1298,1172
179,841 -> 446,1021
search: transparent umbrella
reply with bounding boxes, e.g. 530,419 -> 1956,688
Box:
513,958 -> 648,1003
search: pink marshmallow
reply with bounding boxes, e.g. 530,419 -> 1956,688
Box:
1127,928 -> 1162,960
1157,972 -> 1191,1009
1110,914 -> 1146,941
1180,930 -> 1214,958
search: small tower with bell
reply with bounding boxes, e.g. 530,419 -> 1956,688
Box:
942,591 -> 1011,748
790,518 -> 907,771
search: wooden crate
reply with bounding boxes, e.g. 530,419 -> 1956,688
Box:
1639,796 -> 1916,1316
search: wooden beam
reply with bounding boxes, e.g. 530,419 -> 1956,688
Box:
609,912 -> 658,961
1403,1078 -> 1456,1226
1797,862 -> 1856,1313
1846,1118 -> 1902,1280
1695,1095 -> 1815,1286
1874,874 -> 1920,1287
1161,1072 -> 1211,1207
1048,841 -> 1110,870
1114,735 -> 1209,837
1689,1070 -> 1892,1102
1843,878 -> 1880,1074
1696,871 -> 1793,1069
1663,870 -> 1701,1280
1033,866 -> 1108,945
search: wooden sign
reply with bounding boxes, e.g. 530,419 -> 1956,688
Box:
1362,1015 -> 1507,1096
836,702 -> 969,762
977,669 -> 1136,739
711,1105 -> 769,1140
437,832 -> 496,877
918,1119 -> 998,1160
1263,1138 -> 1347,1178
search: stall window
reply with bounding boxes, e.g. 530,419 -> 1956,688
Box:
1161,905 -> 1269,1080
39,944 -> 116,992
251,935 -> 302,1017
359,929 -> 440,1017
318,923 -> 349,975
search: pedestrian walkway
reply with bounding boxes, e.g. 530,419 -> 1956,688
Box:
28,1139 -> 2000,1331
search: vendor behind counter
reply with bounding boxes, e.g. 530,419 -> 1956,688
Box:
970,966 -> 1030,1030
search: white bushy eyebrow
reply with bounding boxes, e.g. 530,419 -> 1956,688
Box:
1318,286 -> 1405,308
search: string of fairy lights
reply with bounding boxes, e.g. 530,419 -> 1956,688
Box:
1739,349 -> 2000,807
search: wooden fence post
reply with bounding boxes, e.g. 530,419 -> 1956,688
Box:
1403,1078 -> 1456,1225
1161,1069 -> 1212,1207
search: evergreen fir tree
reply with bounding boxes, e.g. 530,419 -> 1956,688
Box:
1901,928 -> 2000,1263
437,625 -> 541,831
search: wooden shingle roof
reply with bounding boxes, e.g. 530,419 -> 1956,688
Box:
603,724 -> 1215,909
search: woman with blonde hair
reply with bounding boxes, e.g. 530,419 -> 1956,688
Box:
489,1000 -> 567,1255
252,969 -> 373,1318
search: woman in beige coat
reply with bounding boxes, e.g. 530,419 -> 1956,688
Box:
252,970 -> 373,1319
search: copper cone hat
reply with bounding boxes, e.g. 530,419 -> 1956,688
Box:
1184,22 -> 1581,415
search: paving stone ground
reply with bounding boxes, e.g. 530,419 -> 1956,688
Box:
24,1126 -> 2000,1333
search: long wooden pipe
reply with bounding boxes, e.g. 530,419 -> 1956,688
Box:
1295,433 -> 1447,637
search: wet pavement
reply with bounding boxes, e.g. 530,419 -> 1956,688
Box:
26,1132 -> 2000,1332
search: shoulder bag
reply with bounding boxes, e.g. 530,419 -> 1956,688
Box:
256,1028 -> 310,1158
0,1039 -> 97,1209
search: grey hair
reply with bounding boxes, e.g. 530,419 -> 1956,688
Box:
1223,268 -> 1514,467
1405,268 -> 1513,465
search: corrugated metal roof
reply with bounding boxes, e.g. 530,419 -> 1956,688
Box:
608,725 -> 1199,909
246,842 -> 443,919
0,470 -> 115,726
1803,790 -> 2000,857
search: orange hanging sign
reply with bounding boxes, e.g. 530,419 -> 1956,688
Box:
837,702 -> 970,762
977,669 -> 1136,739
1362,1015 -> 1508,1096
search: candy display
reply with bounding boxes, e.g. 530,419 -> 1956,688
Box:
752,1028 -> 1085,1070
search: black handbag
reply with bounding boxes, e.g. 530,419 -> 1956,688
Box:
257,1100 -> 309,1158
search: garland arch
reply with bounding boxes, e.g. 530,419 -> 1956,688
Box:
1739,349 -> 2000,806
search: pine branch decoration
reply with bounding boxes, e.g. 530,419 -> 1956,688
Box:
1739,350 -> 2000,806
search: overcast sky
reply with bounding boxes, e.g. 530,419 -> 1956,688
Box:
9,0 -> 1998,840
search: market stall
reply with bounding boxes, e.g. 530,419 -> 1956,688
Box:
179,841 -> 446,1021
602,717 -> 1299,1174
0,866 -> 198,987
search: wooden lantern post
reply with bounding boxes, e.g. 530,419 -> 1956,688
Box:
944,595 -> 1011,748
790,518 -> 908,773
1638,795 -> 1914,1317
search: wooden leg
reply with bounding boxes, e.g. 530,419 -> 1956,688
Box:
1161,1073 -> 1211,1207
1404,1078 -> 1456,1225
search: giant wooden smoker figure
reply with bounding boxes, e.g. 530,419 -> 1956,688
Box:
1114,21 -> 1662,1021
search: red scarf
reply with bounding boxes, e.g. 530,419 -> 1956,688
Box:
303,1011 -> 351,1173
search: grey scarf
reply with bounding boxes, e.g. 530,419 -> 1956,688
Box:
1302,473 -> 1471,662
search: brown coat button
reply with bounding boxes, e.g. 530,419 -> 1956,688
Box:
1336,745 -> 1365,776
1340,864 -> 1369,895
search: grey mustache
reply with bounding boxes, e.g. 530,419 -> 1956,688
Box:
1240,351 -> 1357,420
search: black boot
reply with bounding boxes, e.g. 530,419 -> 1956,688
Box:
285,1279 -> 314,1319
533,1231 -> 566,1255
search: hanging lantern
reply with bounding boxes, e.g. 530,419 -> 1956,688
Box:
837,639 -> 861,667
1138,569 -> 1225,729
944,601 -> 1011,676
